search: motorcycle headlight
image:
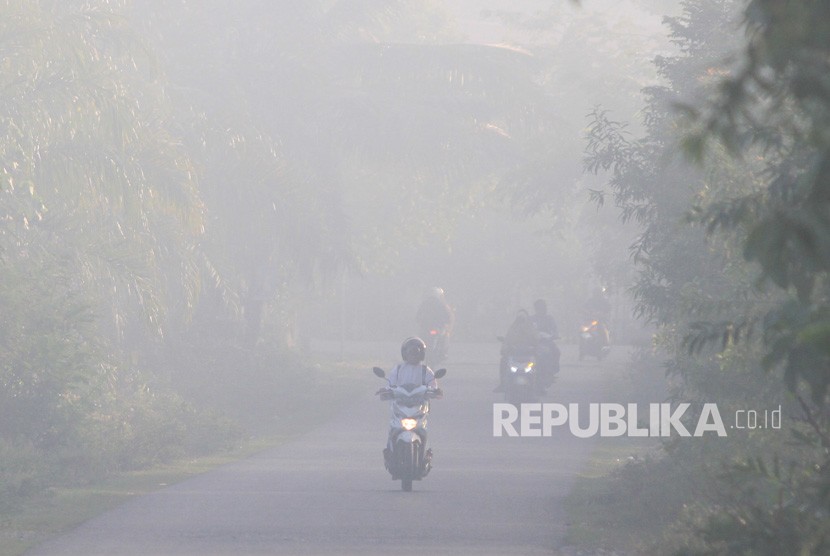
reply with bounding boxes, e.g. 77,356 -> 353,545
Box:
400,418 -> 418,430
510,362 -> 533,373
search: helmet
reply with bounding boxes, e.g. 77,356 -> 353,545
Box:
533,299 -> 547,314
401,337 -> 427,364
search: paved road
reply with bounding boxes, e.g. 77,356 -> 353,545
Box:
27,342 -> 628,555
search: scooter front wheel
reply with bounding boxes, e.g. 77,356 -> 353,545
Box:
398,441 -> 417,491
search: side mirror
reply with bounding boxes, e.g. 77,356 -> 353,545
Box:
372,367 -> 386,378
434,368 -> 447,379
496,336 -> 505,342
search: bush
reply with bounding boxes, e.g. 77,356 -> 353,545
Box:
0,439 -> 45,510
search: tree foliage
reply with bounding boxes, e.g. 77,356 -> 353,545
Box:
133,0 -> 554,345
0,0 -> 569,506
584,0 -> 830,552
0,0 -> 204,344
0,0 -> 233,501
680,2 -> 830,548
687,0 -> 830,405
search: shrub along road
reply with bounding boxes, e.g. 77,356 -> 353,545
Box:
26,341 -> 630,555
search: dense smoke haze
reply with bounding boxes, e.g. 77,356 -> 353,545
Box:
3,1 -> 830,554
121,0 -> 676,347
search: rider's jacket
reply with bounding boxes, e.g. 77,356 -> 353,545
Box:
531,313 -> 559,338
388,363 -> 438,389
416,297 -> 454,331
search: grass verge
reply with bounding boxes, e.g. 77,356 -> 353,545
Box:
0,352 -> 367,556
562,351 -> 672,554
563,436 -> 664,552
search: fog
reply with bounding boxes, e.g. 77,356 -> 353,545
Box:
125,0 -> 674,346
7,0 -> 828,554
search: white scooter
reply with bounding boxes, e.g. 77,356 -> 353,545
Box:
373,366 -> 446,492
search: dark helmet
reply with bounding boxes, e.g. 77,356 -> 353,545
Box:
533,299 -> 548,314
401,336 -> 427,364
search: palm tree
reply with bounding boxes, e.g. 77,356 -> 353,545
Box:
0,0 -> 205,344
135,0 -> 552,344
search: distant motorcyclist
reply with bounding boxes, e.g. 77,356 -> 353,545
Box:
495,310 -> 538,393
416,287 -> 454,337
530,299 -> 561,386
582,288 -> 611,345
584,287 -> 609,318
416,287 -> 454,363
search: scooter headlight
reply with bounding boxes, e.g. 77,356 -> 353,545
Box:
401,418 -> 418,431
510,362 -> 534,373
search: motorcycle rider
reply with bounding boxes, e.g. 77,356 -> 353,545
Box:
530,299 -> 561,387
495,310 -> 539,393
416,287 -> 454,357
582,288 -> 611,346
584,287 -> 612,322
383,337 -> 443,467
387,337 -> 443,394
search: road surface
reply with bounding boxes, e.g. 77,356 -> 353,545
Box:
27,341 -> 628,555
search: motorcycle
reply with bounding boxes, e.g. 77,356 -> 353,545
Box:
579,319 -> 611,361
535,332 -> 560,388
497,337 -> 539,404
373,366 -> 446,492
423,327 -> 449,367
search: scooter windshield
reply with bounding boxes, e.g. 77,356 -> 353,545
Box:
391,384 -> 429,407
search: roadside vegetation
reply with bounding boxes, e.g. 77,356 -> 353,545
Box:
561,0 -> 830,553
0,351 -> 366,556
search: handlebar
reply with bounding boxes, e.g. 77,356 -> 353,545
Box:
375,387 -> 443,401
376,388 -> 393,401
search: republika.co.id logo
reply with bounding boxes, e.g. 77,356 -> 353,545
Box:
492,403 -> 782,438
